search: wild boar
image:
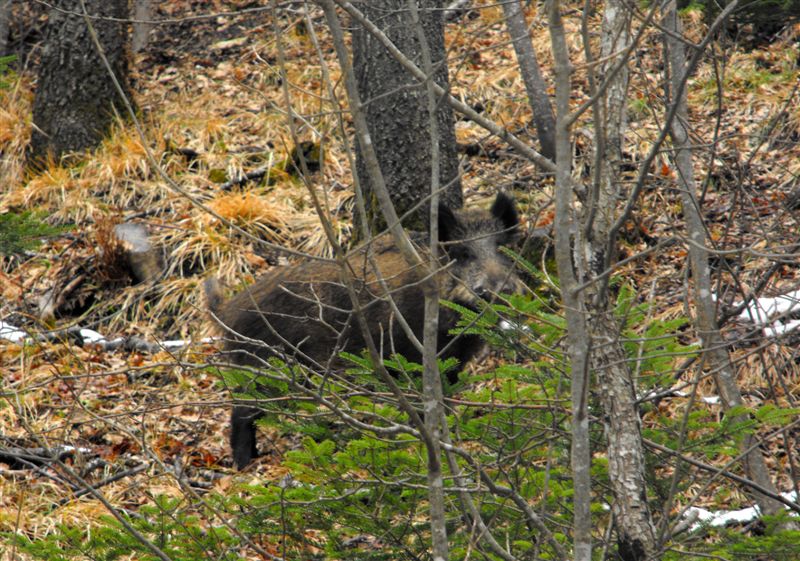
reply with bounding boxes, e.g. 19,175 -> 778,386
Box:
209,192 -> 521,469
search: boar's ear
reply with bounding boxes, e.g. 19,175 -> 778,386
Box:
491,192 -> 519,235
204,277 -> 224,316
438,204 -> 461,243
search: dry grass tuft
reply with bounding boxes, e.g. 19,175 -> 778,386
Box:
208,192 -> 286,231
5,159 -> 79,210
94,120 -> 153,180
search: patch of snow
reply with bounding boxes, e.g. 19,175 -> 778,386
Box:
0,321 -> 27,343
737,290 -> 800,326
728,290 -> 800,339
639,388 -> 722,406
763,318 -> 800,338
158,336 -> 218,349
79,328 -> 108,343
686,491 -> 799,530
688,505 -> 759,528
498,319 -> 530,333
1,323 -> 218,351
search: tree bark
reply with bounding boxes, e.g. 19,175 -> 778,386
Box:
335,0 -> 556,174
590,315 -> 657,560
352,0 -> 462,233
29,0 -> 133,164
501,0 -> 556,162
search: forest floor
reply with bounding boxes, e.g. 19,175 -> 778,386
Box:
1,0 -> 800,558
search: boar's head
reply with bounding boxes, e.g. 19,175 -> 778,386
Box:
437,192 -> 522,307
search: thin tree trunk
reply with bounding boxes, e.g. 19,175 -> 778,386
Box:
546,1 -> 592,559
549,0 -> 657,557
590,315 -> 657,561
588,1 -> 657,559
663,0 -> 789,522
410,1 -> 449,558
501,0 -> 556,162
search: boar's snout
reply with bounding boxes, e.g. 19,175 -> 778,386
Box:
472,264 -> 524,300
446,250 -> 523,305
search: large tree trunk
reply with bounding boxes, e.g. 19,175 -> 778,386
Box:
29,0 -> 132,165
352,0 -> 462,233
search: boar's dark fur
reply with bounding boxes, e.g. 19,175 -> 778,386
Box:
210,193 -> 521,469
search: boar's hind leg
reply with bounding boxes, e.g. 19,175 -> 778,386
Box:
231,405 -> 263,469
